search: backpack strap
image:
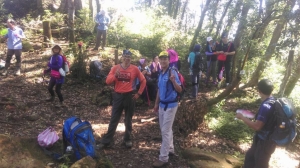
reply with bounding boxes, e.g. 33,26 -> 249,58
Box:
160,67 -> 178,111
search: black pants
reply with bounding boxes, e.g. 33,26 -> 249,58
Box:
101,91 -> 136,144
48,79 -> 63,102
244,135 -> 276,168
217,59 -> 231,83
6,49 -> 22,64
95,29 -> 107,49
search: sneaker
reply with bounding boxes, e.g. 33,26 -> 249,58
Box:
45,97 -> 55,102
152,160 -> 168,167
125,140 -> 132,148
14,69 -> 21,76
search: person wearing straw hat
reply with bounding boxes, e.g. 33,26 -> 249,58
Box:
98,49 -> 146,149
153,51 -> 182,167
1,19 -> 25,76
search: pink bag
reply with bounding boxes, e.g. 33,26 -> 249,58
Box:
37,127 -> 59,147
219,66 -> 225,80
50,70 -> 61,79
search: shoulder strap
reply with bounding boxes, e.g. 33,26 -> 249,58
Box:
227,43 -> 232,52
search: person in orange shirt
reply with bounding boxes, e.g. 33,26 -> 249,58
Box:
98,50 -> 146,149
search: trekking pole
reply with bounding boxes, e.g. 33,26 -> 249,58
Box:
145,86 -> 150,106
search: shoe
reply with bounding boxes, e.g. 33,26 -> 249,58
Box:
169,152 -> 178,157
125,140 -> 132,148
152,160 -> 168,167
45,96 -> 55,102
1,70 -> 7,76
96,142 -> 113,149
14,69 -> 21,76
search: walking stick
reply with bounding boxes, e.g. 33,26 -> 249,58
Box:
145,85 -> 150,106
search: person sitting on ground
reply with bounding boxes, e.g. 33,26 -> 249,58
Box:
236,79 -> 276,168
43,45 -> 66,108
205,37 -> 218,85
98,50 -> 146,149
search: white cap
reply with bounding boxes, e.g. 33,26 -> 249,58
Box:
207,37 -> 213,42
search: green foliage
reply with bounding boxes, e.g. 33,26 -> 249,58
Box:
22,40 -> 33,52
74,8 -> 95,43
97,157 -> 114,168
43,10 -> 66,29
206,105 -> 254,143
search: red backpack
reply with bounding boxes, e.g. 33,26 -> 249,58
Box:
61,55 -> 70,73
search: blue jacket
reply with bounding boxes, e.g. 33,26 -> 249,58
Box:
95,13 -> 110,30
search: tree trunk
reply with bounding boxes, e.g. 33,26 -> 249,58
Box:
179,0 -> 188,29
214,0 -> 233,39
42,21 -> 53,47
189,0 -> 211,52
222,0 -> 243,38
59,0 -> 68,13
208,0 -> 220,36
278,50 -> 294,97
68,0 -> 75,43
173,0 -> 180,19
245,0 -> 296,88
89,0 -> 94,17
231,1 -> 251,79
74,0 -> 83,11
148,0 -> 152,7
168,0 -> 173,17
284,55 -> 300,97
96,0 -> 101,13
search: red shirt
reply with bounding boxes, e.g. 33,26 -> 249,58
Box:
106,64 -> 146,95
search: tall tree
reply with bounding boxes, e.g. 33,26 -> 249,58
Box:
278,50 -> 294,97
284,54 -> 300,96
173,0 -> 180,19
189,0 -> 211,52
207,0 -> 220,36
214,0 -> 234,39
245,0 -> 296,87
179,0 -> 188,29
89,0 -> 94,17
95,0 -> 100,13
68,0 -> 75,43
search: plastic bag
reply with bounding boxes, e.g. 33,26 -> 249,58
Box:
219,66 -> 225,80
37,127 -> 59,147
59,68 -> 66,77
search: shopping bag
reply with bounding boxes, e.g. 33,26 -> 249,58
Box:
37,127 -> 59,148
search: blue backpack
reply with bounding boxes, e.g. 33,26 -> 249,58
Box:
267,98 -> 297,146
63,117 -> 96,160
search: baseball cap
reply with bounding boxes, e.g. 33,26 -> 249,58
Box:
123,50 -> 132,56
207,37 -> 213,42
158,51 -> 169,58
221,32 -> 228,38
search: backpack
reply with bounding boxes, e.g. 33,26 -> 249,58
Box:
167,67 -> 186,102
267,98 -> 297,146
90,60 -> 103,79
61,55 -> 70,73
192,52 -> 204,73
62,117 -> 96,160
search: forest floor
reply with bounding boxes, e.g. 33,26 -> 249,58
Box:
0,45 -> 299,168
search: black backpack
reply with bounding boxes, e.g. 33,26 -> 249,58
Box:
192,52 -> 204,73
266,98 -> 297,146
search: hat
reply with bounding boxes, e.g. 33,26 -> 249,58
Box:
123,50 -> 132,56
221,32 -> 228,38
194,44 -> 201,51
159,51 -> 169,58
139,58 -> 145,65
7,19 -> 16,24
52,45 -> 62,51
100,10 -> 106,15
207,37 -> 213,42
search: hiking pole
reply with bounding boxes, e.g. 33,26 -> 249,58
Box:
145,85 -> 150,106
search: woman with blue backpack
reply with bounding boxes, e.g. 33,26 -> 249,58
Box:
43,45 -> 66,108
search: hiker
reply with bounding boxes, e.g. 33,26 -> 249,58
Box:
43,45 -> 66,108
153,51 -> 182,167
205,37 -> 218,85
93,10 -> 110,51
149,55 -> 161,81
188,44 -> 201,99
137,58 -> 156,102
167,49 -> 180,70
98,50 -> 146,149
236,79 -> 276,168
216,32 -> 235,86
1,19 -> 26,76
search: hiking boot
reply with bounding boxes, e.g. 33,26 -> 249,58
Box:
125,140 -> 132,148
45,96 -> 55,102
152,160 -> 168,168
96,142 -> 113,149
1,70 -> 7,76
14,69 -> 21,76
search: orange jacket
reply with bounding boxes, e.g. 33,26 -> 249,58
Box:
106,64 -> 146,95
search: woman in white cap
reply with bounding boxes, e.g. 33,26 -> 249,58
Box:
205,37 -> 218,85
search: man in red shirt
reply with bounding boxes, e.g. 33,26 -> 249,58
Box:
98,50 -> 146,149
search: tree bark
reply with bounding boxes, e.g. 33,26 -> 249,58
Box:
68,0 -> 75,43
173,0 -> 180,19
89,0 -> 94,17
42,20 -> 53,46
59,0 -> 68,13
222,0 -> 242,38
189,0 -> 211,52
278,50 -> 294,97
245,0 -> 296,88
283,54 -> 300,97
95,0 -> 101,13
179,0 -> 188,29
168,0 -> 173,17
208,0 -> 220,36
231,1 -> 251,79
214,0 -> 233,39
